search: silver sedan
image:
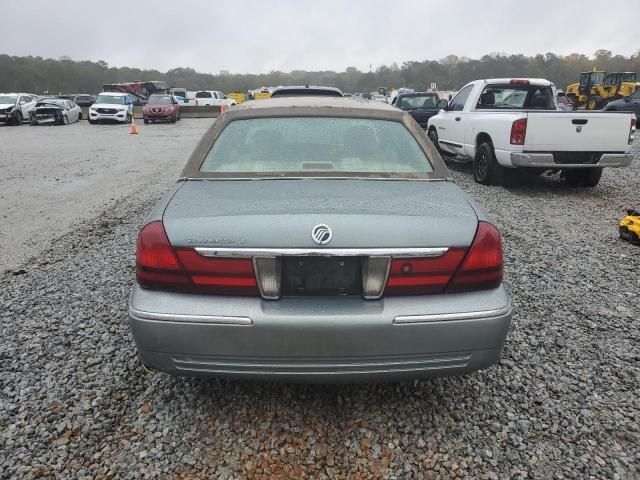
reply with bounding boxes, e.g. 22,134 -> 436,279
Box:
128,96 -> 512,382
29,98 -> 82,125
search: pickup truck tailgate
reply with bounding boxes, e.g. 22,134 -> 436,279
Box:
524,112 -> 633,152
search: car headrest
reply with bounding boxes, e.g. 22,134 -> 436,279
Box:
480,91 -> 495,106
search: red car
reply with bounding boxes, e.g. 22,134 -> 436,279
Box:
142,95 -> 180,123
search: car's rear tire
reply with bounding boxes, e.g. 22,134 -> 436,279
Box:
563,168 -> 603,187
144,119 -> 149,124
473,142 -> 503,185
428,128 -> 441,153
63,114 -> 69,125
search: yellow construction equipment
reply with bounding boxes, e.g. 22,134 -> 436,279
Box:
227,92 -> 246,104
566,67 -> 640,110
620,209 -> 640,245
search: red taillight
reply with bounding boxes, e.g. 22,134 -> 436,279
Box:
175,250 -> 258,295
510,79 -> 530,85
448,222 -> 503,292
135,221 -> 258,295
385,249 -> 467,295
136,221 -> 189,289
510,118 -> 527,145
384,222 -> 503,296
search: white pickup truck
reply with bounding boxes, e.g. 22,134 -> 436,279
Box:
427,78 -> 635,187
192,90 -> 237,107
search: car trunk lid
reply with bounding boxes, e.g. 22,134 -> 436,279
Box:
163,179 -> 478,249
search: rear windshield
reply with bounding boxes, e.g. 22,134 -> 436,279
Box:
148,96 -> 172,105
95,94 -> 125,104
200,117 -> 433,176
476,84 -> 555,109
196,91 -> 212,98
398,94 -> 439,110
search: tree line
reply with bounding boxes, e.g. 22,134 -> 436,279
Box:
1,50 -> 639,95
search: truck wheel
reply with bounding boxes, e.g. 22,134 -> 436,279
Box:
586,96 -> 603,110
428,128 -> 441,153
143,119 -> 149,124
473,142 -> 503,186
564,168 -> 602,187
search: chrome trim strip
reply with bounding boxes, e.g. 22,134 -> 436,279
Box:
195,247 -> 449,258
129,307 -> 252,325
393,304 -> 512,324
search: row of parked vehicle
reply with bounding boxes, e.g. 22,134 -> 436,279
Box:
0,91 -> 188,126
0,93 -> 85,126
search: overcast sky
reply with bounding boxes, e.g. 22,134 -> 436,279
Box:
2,0 -> 635,74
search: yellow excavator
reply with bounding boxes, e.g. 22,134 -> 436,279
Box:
566,68 -> 640,110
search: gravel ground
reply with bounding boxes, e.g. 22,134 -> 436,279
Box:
0,119 -> 212,272
1,136 -> 639,479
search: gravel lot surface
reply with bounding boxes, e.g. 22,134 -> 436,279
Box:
0,120 -> 212,272
1,126 -> 639,479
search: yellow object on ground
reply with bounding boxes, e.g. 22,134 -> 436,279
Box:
253,91 -> 272,100
619,209 -> 640,245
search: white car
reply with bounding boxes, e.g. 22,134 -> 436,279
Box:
89,92 -> 134,124
427,78 -> 635,187
193,90 -> 237,107
0,93 -> 37,125
29,98 -> 83,125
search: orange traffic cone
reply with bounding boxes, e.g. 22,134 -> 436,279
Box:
130,116 -> 138,135
220,104 -> 225,115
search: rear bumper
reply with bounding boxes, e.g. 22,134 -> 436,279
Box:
510,152 -> 633,168
128,284 -> 512,382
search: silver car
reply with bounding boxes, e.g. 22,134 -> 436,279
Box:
29,98 -> 82,125
129,97 -> 512,382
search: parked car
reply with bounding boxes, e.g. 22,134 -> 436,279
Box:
0,93 -> 36,125
142,94 -> 181,123
392,91 -> 442,129
29,98 -> 82,125
604,88 -> 640,121
427,78 -> 635,187
129,96 -> 512,381
556,90 -> 574,111
88,92 -> 134,124
372,94 -> 388,103
352,93 -> 372,100
387,88 -> 415,106
73,94 -> 97,107
193,90 -> 237,107
270,86 -> 343,98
